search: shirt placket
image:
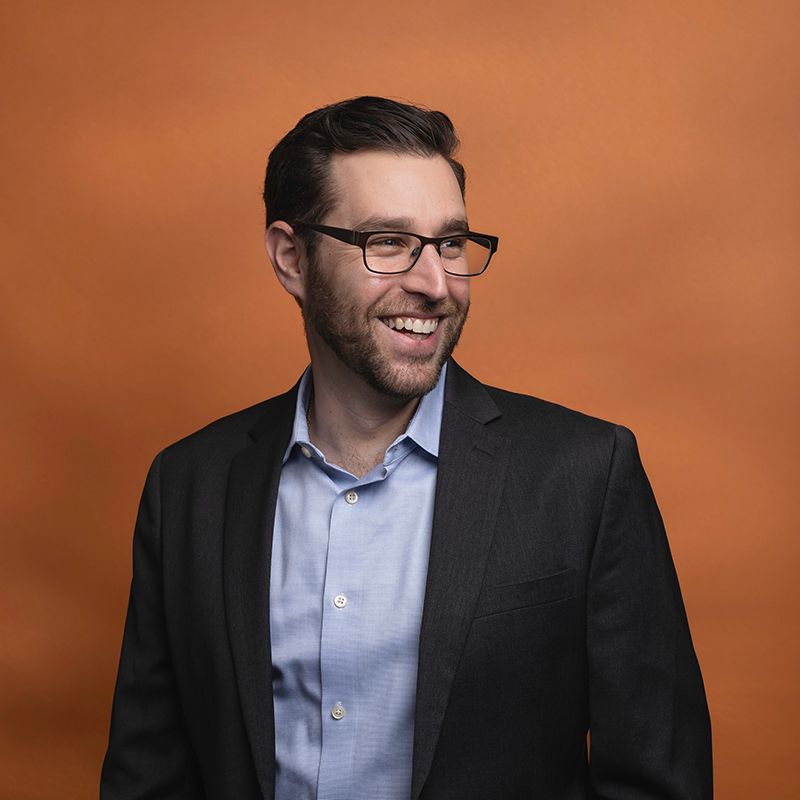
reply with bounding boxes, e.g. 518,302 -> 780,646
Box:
317,478 -> 368,797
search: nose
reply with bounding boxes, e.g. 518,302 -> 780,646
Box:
399,242 -> 449,302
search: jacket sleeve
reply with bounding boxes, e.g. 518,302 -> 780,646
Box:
586,426 -> 713,798
100,452 -> 205,799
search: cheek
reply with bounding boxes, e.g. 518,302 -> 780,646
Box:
448,277 -> 470,308
315,242 -> 365,282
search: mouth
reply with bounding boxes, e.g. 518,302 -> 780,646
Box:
380,316 -> 440,341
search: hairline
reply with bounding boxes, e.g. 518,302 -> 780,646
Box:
314,148 -> 467,228
264,97 -> 467,258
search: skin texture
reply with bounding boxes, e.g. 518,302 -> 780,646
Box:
303,151 -> 471,401
301,231 -> 468,403
266,152 -> 472,475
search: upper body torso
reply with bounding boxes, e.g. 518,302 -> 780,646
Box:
101,361 -> 712,800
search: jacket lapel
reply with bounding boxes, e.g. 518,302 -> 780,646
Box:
221,365 -> 507,799
223,386 -> 298,800
411,362 -> 510,799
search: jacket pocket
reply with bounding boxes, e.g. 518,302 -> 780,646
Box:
473,567 -> 576,618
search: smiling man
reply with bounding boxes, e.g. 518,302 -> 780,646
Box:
102,97 -> 712,800
267,148 -> 474,476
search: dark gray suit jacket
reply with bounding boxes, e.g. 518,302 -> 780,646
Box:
101,360 -> 712,799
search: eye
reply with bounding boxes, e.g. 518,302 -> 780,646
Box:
366,233 -> 415,254
440,236 -> 468,258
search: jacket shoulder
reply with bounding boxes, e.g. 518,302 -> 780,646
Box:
446,359 -> 635,455
486,384 -> 621,436
159,386 -> 297,468
489,384 -> 636,468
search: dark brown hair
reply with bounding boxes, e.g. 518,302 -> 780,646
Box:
263,96 -> 466,254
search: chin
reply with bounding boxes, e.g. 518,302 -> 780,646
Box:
363,357 -> 447,402
302,259 -> 467,401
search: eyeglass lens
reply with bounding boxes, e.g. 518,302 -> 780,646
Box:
364,233 -> 492,276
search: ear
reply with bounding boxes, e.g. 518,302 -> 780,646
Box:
265,221 -> 307,304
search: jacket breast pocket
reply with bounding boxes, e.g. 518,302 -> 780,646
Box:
473,567 -> 576,618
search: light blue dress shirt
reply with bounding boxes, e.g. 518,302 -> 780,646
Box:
270,364 -> 446,800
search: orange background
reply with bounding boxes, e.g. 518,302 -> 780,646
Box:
2,1 -> 798,797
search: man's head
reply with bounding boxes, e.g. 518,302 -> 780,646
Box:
264,98 -> 479,402
263,96 -> 466,258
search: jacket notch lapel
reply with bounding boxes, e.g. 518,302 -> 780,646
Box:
223,389 -> 296,800
411,364 -> 510,798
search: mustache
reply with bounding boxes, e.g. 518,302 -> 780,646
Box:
370,297 -> 467,317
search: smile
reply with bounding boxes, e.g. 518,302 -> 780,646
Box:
380,316 -> 439,340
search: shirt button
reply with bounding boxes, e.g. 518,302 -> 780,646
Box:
344,490 -> 358,505
334,594 -> 347,608
331,704 -> 345,720
300,446 -> 311,458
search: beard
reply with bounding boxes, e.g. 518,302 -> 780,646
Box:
302,255 -> 469,402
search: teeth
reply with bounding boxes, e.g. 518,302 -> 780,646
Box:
381,316 -> 439,335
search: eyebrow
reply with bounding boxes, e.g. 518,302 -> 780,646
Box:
354,215 -> 471,235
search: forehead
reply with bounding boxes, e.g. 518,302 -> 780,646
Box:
326,151 -> 466,228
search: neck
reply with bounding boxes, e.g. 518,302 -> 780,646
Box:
306,355 -> 421,480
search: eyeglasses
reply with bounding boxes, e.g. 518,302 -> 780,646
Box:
293,222 -> 498,277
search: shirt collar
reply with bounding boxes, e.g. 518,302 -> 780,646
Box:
282,362 -> 447,465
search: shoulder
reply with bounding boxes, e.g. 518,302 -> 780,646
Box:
489,384 -> 639,476
157,384 -> 298,472
444,362 -> 644,494
485,383 -> 637,450
447,359 -> 632,450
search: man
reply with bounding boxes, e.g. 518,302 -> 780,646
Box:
102,96 -> 712,799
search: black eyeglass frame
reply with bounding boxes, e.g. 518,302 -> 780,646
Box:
292,221 -> 498,276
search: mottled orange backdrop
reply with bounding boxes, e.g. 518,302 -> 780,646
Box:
1,0 -> 798,797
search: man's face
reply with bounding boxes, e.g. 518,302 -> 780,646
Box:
300,151 -> 471,402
